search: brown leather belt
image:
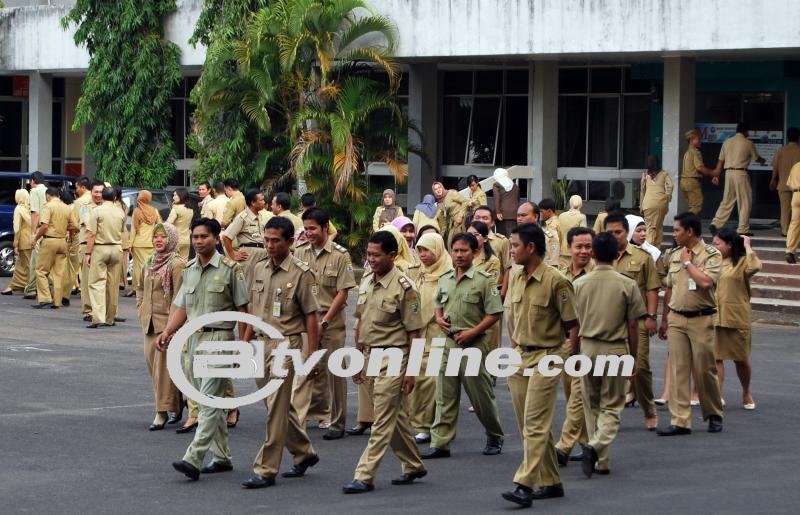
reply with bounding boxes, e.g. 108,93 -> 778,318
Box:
672,308 -> 716,318
239,242 -> 263,248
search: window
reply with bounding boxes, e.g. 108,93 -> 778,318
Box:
170,77 -> 198,160
588,97 -> 618,167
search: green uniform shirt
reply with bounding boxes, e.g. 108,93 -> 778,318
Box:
174,252 -> 249,327
435,266 -> 503,335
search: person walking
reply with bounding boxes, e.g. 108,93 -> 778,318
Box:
640,155 -> 674,248
130,190 -> 163,299
85,187 -> 126,328
492,168 -> 519,236
770,127 -> 800,236
786,162 -> 800,263
167,188 -> 194,260
2,189 -> 32,295
681,129 -> 717,215
30,188 -> 77,309
372,189 -> 404,232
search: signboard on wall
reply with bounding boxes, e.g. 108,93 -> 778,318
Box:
696,123 -> 782,171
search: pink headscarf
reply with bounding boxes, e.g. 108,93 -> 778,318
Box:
391,216 -> 416,253
147,222 -> 180,296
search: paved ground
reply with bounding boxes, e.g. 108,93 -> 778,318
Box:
1,278 -> 798,514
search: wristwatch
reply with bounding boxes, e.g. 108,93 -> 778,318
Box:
682,260 -> 692,269
321,319 -> 330,329
646,313 -> 658,321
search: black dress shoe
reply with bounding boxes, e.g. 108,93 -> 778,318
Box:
50,304 -> 60,309
322,429 -> 344,440
345,423 -> 371,436
421,447 -> 450,459
556,448 -> 568,467
569,447 -> 585,462
167,411 -> 182,425
176,421 -> 198,434
31,302 -> 52,309
657,425 -> 692,436
61,299 -> 70,307
483,438 -> 503,455
172,460 -> 200,481
281,454 -> 319,478
114,317 -> 126,323
786,253 -> 797,264
741,232 -> 754,237
530,483 -> 565,499
501,484 -> 534,507
708,415 -> 723,433
342,479 -> 374,494
200,461 -> 233,474
82,314 -> 92,322
86,323 -> 102,329
582,445 -> 598,478
391,469 -> 427,485
149,421 -> 166,431
1,289 -> 12,296
23,294 -> 36,300
594,467 -> 610,475
241,475 -> 275,489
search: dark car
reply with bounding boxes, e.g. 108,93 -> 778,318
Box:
0,173 -> 78,276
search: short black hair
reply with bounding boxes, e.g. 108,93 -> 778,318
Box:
113,185 -> 122,202
787,127 -> 799,143
715,228 -> 746,266
467,174 -> 480,185
736,122 -> 748,134
60,189 -> 75,205
674,211 -> 701,237
31,171 -> 45,184
302,207 -> 329,227
368,230 -> 398,255
245,188 -> 263,206
101,187 -> 116,202
75,176 -> 90,189
191,217 -> 221,237
91,180 -> 105,190
512,223 -> 546,258
593,232 -> 619,263
45,187 -> 60,198
273,191 -> 291,210
567,226 -> 595,246
452,231 -> 479,251
539,198 -> 556,211
214,181 -> 225,193
474,205 -> 495,219
265,215 -> 295,241
604,212 -> 629,232
223,178 -> 240,189
604,197 -> 621,212
300,193 -> 316,208
198,181 -> 211,190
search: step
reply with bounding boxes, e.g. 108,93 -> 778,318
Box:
760,260 -> 800,275
752,273 -> 800,288
751,297 -> 800,315
752,284 -> 800,301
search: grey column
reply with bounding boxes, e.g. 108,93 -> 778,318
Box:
407,63 -> 438,209
28,72 -> 53,174
662,57 -> 695,219
529,61 -> 558,203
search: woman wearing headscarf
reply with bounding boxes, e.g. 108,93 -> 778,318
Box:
432,180 -> 467,248
410,232 -> 453,443
372,189 -> 404,232
136,222 -> 185,430
558,194 -> 588,259
2,189 -> 32,295
639,155 -> 674,248
166,187 -> 194,259
412,194 -> 439,233
130,190 -> 163,298
391,216 -> 420,266
625,214 -> 662,263
491,168 -> 519,236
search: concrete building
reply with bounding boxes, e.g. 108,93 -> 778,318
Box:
2,0 -> 800,222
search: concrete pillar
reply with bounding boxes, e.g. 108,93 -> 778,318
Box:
662,57 -> 695,219
27,72 -> 53,174
407,63 -> 439,209
64,77 -> 85,175
528,61 -> 558,202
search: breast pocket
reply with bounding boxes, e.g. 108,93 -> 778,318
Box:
251,282 -> 264,309
184,286 -> 197,308
279,292 -> 301,321
323,267 -> 339,287
528,295 -> 551,320
206,283 -> 226,309
623,263 -> 641,280
463,291 -> 481,304
377,299 -> 399,324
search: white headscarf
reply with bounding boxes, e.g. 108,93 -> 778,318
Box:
625,214 -> 661,262
493,168 -> 514,192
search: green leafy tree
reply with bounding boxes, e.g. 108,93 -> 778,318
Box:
62,0 -> 182,188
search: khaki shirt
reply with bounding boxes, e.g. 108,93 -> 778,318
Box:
29,184 -> 47,214
558,210 -> 588,256
772,142 -> 800,191
174,252 -> 249,327
73,191 -> 94,243
507,261 -> 577,348
276,211 -> 304,233
467,188 -> 487,210
250,254 -> 319,336
592,211 -> 608,235
715,253 -> 761,329
473,253 -> 502,286
574,265 -> 647,342
203,195 -> 229,223
543,217 -> 561,267
788,162 -> 800,191
665,239 -> 722,312
137,256 -> 186,334
294,239 -> 356,323
640,170 -> 674,210
719,133 -> 761,170
13,206 -> 32,250
558,259 -> 595,283
40,198 -> 76,238
222,191 -> 246,227
435,267 -> 503,338
88,201 -> 126,245
436,190 -> 467,230
223,208 -> 265,246
614,243 -> 661,301
354,266 -> 423,348
167,205 -> 194,246
682,146 -> 705,179
488,232 -> 511,271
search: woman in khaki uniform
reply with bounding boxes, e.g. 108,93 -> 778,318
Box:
136,222 -> 185,430
2,189 -> 32,295
466,175 -> 488,222
372,189 -> 404,232
712,229 -> 761,410
639,155 -> 674,248
130,190 -> 162,298
411,232 -> 453,443
412,194 -> 439,232
166,188 -> 194,260
468,221 -> 502,283
433,180 -> 467,248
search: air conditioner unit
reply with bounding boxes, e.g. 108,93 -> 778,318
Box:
609,178 -> 637,209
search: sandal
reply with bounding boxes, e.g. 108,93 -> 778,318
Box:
227,408 -> 239,428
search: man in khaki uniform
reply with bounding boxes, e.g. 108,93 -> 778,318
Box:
658,212 -> 724,435
681,129 -> 717,215
515,200 -> 559,269
271,192 -> 303,234
77,181 -> 104,320
771,127 -> 800,236
221,188 -> 271,284
502,223 -> 577,508
221,178 -> 246,229
157,217 -> 250,481
574,232 -> 647,477
555,227 -> 594,466
785,162 -> 800,263
85,187 -> 126,328
24,172 -> 48,298
343,230 -> 426,494
297,193 -> 338,241
240,216 -> 321,489
294,207 -> 356,440
202,182 -> 229,224
539,199 -> 563,267
31,188 -> 77,308
605,213 -> 661,430
61,177 -> 91,302
421,232 -> 504,459
710,123 -> 766,235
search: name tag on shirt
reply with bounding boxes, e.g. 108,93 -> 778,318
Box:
688,278 -> 697,291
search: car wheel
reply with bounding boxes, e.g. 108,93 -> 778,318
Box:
0,241 -> 15,277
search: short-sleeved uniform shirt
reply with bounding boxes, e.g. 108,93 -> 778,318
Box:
73,191 -> 94,243
614,243 -> 661,301
355,266 -> 423,348
249,254 -> 320,336
719,133 -> 761,169
294,239 -> 356,320
665,240 -> 722,312
543,217 -> 562,266
276,211 -> 304,233
772,142 -> 800,191
174,252 -> 249,327
558,259 -> 595,283
507,261 -> 577,348
435,267 -> 503,337
40,198 -> 76,238
29,184 -> 47,215
223,208 -> 266,246
574,265 -> 647,342
88,201 -> 126,245
488,232 -> 511,271
222,191 -> 246,227
203,195 -> 229,223
682,146 -> 705,179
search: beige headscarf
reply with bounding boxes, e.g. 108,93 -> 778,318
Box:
568,194 -> 583,212
378,224 -> 416,272
416,232 -> 453,326
15,189 -> 31,225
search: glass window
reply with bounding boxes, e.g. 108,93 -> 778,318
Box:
0,161 -> 23,172
442,97 -> 472,164
475,71 -> 503,94
170,99 -> 185,160
0,77 -> 12,96
466,98 -> 501,164
743,92 -> 784,131
622,96 -> 650,169
503,96 -> 528,166
557,96 -> 587,167
443,71 -> 473,95
506,70 -> 529,94
623,68 -> 651,93
52,102 -> 63,159
695,92 -> 740,123
588,97 -> 619,167
0,102 -> 23,158
591,68 -> 621,93
52,78 -> 65,98
559,69 -> 587,94
0,178 -> 20,204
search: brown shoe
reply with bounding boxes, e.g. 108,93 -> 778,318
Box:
645,415 -> 658,431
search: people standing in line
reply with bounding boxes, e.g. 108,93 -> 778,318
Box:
221,178 -> 245,229
23,171 -> 48,299
502,223 -> 577,508
492,168 -> 519,236
85,187 -> 126,328
465,174 -> 487,223
681,129 -> 718,215
709,123 -> 766,236
391,216 -> 419,267
410,232 -> 453,444
372,189 -> 404,232
574,232 -> 647,478
640,155 -> 674,248
202,181 -> 229,224
593,198 -> 620,236
770,127 -> 800,236
30,188 -> 78,309
271,192 -> 303,234
712,229 -> 761,410
657,212 -> 725,436
196,181 -> 212,216
136,222 -> 185,431
167,188 -> 194,260
343,231 -> 426,494
412,194 -> 439,233
61,178 -> 89,302
130,190 -> 163,299
221,188 -> 270,284
538,198 -> 563,267
785,162 -> 800,263
432,180 -> 467,247
1,189 -> 32,295
157,217 -> 249,481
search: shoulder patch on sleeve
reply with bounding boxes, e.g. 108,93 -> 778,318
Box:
559,288 -> 570,303
292,256 -> 311,272
333,242 -> 347,253
221,256 -> 236,268
185,258 -> 197,268
706,245 -> 720,255
398,276 -> 412,291
479,270 -> 493,278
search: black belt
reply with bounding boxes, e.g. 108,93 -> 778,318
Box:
681,176 -> 701,180
239,242 -> 263,248
793,189 -> 800,193
79,242 -> 87,245
95,243 -> 120,245
725,168 -> 747,171
43,235 -> 62,239
520,344 -> 553,352
199,327 -> 234,333
672,308 -> 716,318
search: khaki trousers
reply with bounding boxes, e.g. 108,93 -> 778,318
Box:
316,323 -> 347,431
144,332 -> 182,413
61,238 -> 81,299
253,335 -> 316,478
711,170 -> 752,233
778,189 -> 793,235
78,244 -> 92,315
786,192 -> 800,253
88,244 -> 121,324
680,178 -> 703,215
36,237 -> 68,306
581,339 -> 628,471
24,240 -> 40,296
354,346 -> 425,483
291,329 -> 338,428
632,321 -> 656,417
240,247 -> 267,286
667,313 -> 724,428
131,246 -> 154,294
556,346 -> 588,455
356,383 -> 375,424
507,346 -> 564,489
9,248 -> 31,291
408,339 -> 437,433
643,204 -> 668,248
